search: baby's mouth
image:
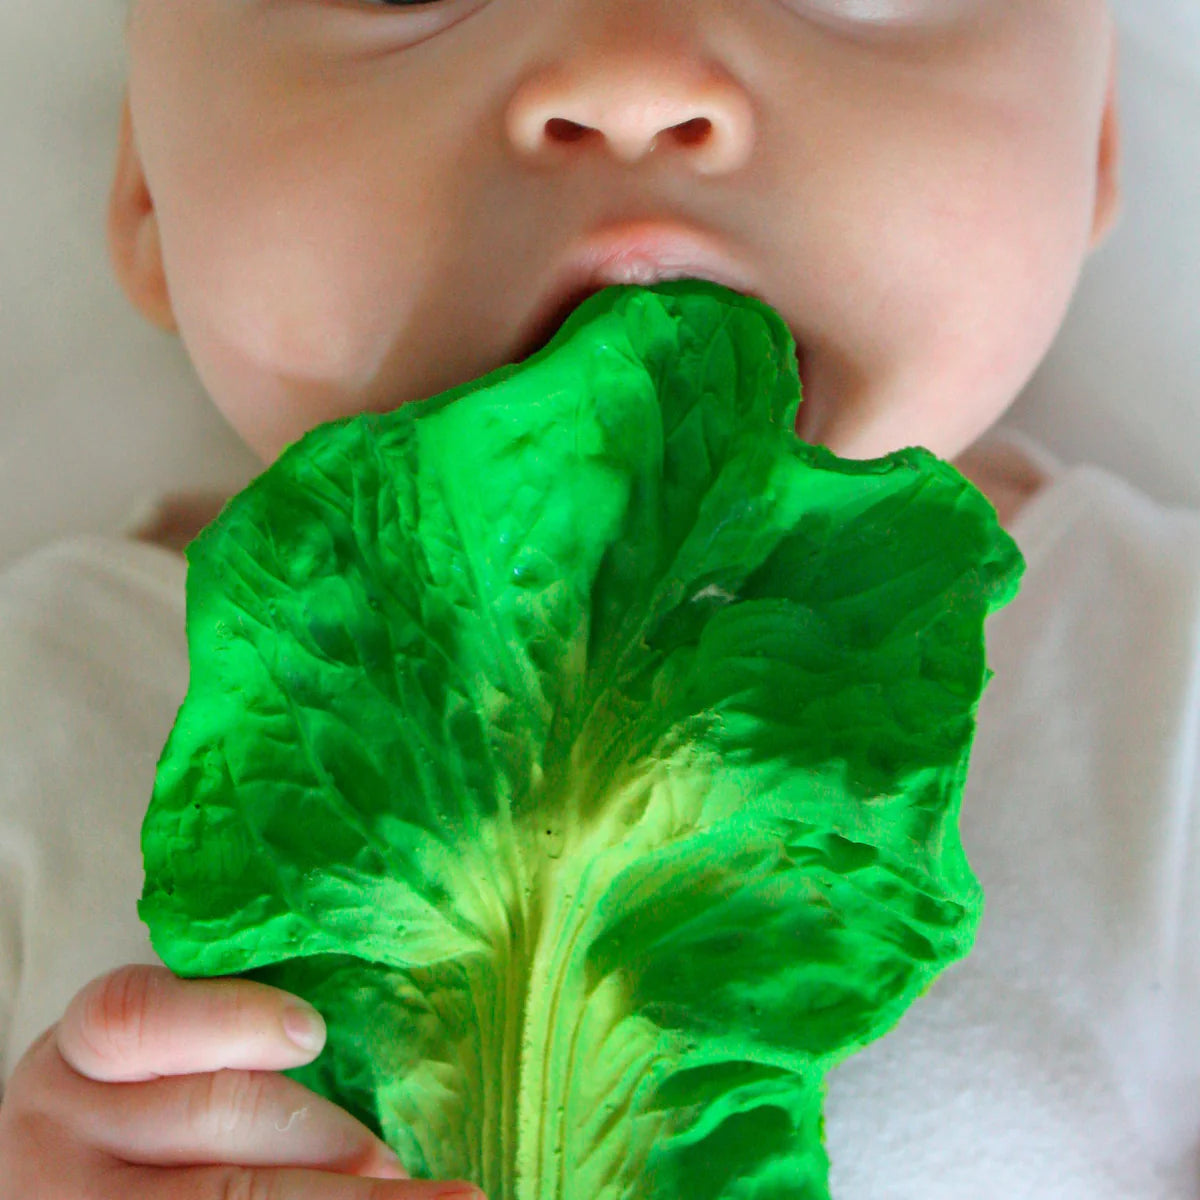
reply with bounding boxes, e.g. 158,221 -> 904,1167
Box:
509,298 -> 811,445
509,280 -> 615,366
509,277 -> 811,443
506,225 -> 808,399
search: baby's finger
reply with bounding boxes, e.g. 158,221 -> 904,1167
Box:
113,1162 -> 484,1200
57,964 -> 327,1082
59,1064 -> 409,1179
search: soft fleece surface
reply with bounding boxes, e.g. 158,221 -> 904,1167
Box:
1,0 -> 1197,572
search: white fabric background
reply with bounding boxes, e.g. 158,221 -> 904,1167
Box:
1,0 -> 1197,571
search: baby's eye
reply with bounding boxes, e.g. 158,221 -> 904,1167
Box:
789,0 -> 965,25
346,0 -> 454,8
326,0 -> 488,41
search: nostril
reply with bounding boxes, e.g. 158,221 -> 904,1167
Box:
672,117 -> 712,147
545,118 -> 595,145
543,116 -> 713,155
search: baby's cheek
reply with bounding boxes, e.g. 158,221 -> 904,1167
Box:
166,224 -> 440,463
901,156 -> 1087,383
799,190 -> 1083,464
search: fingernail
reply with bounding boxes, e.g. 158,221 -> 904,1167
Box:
436,1189 -> 486,1200
281,1000 -> 326,1052
372,1160 -> 409,1180
371,1143 -> 408,1179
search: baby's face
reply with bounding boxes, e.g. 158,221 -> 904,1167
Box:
114,0 -> 1118,467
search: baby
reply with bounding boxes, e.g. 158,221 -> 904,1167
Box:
12,1 -> 1199,1198
105,0 -> 1120,539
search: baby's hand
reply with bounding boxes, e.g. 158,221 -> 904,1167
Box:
0,964 -> 482,1199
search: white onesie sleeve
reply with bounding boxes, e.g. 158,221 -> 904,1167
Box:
0,535 -> 188,1088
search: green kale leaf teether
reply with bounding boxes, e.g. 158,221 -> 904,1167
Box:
139,280 -> 1025,1200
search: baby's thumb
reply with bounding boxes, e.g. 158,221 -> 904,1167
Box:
57,964 -> 323,1082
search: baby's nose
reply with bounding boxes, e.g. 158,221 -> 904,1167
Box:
506,62 -> 755,176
